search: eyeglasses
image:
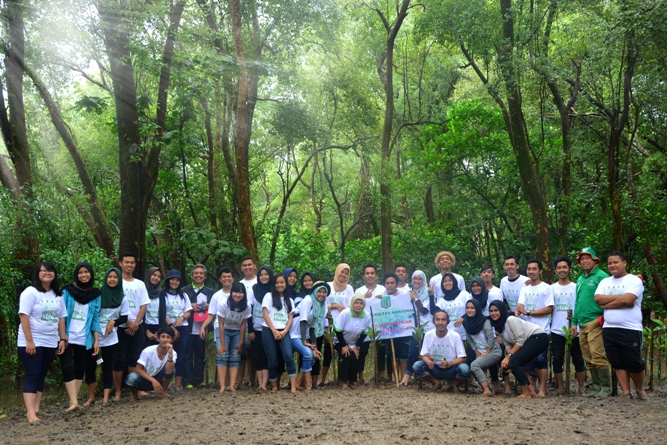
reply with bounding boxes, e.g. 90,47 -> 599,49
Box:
39,270 -> 55,274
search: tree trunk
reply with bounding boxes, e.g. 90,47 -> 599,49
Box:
98,0 -> 185,273
499,0 -> 552,281
3,0 -> 39,280
374,0 -> 411,273
231,0 -> 259,262
424,185 -> 435,223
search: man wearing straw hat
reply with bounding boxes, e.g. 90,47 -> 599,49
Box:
571,247 -> 610,397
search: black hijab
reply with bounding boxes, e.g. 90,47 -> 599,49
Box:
63,262 -> 101,305
440,273 -> 462,301
283,268 -> 298,299
297,272 -> 316,299
488,299 -> 510,333
145,267 -> 162,300
252,266 -> 274,303
462,298 -> 486,336
470,277 -> 488,310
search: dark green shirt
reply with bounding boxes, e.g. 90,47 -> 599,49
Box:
572,266 -> 609,326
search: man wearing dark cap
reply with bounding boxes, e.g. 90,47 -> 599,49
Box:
572,247 -> 610,397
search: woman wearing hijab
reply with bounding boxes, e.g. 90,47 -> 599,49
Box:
488,300 -> 549,399
295,271 -> 316,307
469,276 -> 500,391
430,273 -> 471,341
17,262 -> 67,423
462,299 -> 502,396
98,267 -> 129,405
334,295 -> 372,389
299,281 -> 328,386
399,270 -> 433,386
293,272 -> 317,386
158,269 -> 192,391
469,277 -> 490,316
249,266 -> 274,390
143,267 -> 162,348
60,262 -> 102,411
283,268 -> 299,300
319,263 -> 354,386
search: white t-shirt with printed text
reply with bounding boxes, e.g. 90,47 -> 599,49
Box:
517,281 -> 554,333
435,290 -> 472,340
68,301 -> 90,346
500,275 -> 528,312
119,279 -> 150,328
137,345 -> 177,377
262,294 -> 295,330
420,329 -> 467,367
550,282 -> 576,336
17,287 -> 68,348
99,298 -> 131,347
217,300 -> 252,330
596,274 -> 644,331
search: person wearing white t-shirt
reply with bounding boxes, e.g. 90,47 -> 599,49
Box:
319,263 -> 353,386
499,255 -> 528,312
113,252 -> 150,401
594,251 -> 647,400
413,310 -> 470,391
238,257 -> 258,386
354,264 -> 385,383
431,273 -> 472,340
215,283 -> 252,392
248,266 -> 273,390
395,263 -> 411,294
550,257 -> 585,395
98,268 -> 129,406
480,266 -> 503,306
334,295 -> 372,389
125,326 -> 177,401
60,262 -> 102,411
158,269 -> 192,391
428,251 -> 466,302
17,262 -> 68,423
515,259 -> 553,398
262,274 -> 298,392
200,267 -> 234,386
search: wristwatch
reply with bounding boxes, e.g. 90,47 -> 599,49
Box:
526,311 -> 532,316
507,353 -> 513,357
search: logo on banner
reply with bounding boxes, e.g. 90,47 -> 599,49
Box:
380,296 -> 391,309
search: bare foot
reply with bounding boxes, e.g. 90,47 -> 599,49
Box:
637,391 -> 648,401
102,401 -> 110,407
27,414 -> 40,423
84,398 -> 95,407
157,392 -> 170,398
433,382 -> 443,391
516,393 -> 533,399
114,392 -> 122,402
229,386 -> 237,393
481,391 -> 493,397
271,386 -> 278,393
341,383 -> 349,389
66,404 -> 80,412
537,392 -> 546,398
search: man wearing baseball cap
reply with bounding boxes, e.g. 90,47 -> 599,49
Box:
572,247 -> 610,397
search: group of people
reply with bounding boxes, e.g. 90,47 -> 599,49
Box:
16,247 -> 647,422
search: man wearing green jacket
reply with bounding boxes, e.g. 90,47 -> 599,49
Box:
572,247 -> 610,397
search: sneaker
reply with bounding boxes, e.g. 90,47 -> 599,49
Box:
185,385 -> 194,389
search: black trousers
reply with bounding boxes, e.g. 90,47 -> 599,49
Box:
60,343 -> 97,384
335,343 -> 360,384
551,333 -> 585,374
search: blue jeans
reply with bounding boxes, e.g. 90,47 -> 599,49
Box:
413,360 -> 471,380
290,338 -> 313,373
218,329 -> 241,368
125,367 -> 174,390
261,327 -> 296,381
522,344 -> 549,375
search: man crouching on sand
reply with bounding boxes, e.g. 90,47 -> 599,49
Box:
125,326 -> 176,401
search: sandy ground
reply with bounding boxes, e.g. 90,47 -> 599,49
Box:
2,380 -> 667,445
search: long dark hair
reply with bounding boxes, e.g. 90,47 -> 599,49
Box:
228,282 -> 248,312
33,261 -> 62,296
271,274 -> 292,312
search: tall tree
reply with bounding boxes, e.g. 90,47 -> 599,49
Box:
97,0 -> 185,273
369,0 -> 411,273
